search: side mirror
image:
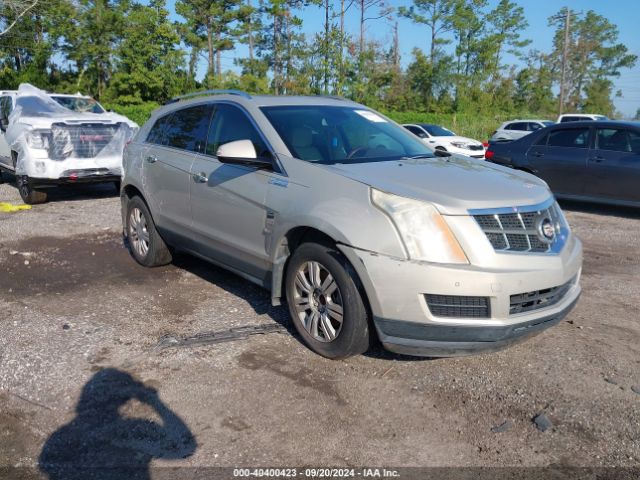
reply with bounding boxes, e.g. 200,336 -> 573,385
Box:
434,149 -> 451,157
216,139 -> 272,169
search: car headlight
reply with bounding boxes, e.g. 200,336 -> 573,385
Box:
450,141 -> 471,149
371,189 -> 469,264
26,129 -> 51,149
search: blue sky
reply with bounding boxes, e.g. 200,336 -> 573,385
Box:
165,0 -> 640,117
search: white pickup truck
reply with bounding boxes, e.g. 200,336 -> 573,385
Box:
0,84 -> 137,204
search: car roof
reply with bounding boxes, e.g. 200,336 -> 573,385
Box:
553,120 -> 638,128
165,93 -> 360,109
503,119 -> 552,123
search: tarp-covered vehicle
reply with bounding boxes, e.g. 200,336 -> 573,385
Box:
0,84 -> 138,204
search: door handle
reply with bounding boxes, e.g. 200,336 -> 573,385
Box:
193,172 -> 208,183
590,156 -> 605,163
532,152 -> 544,158
145,155 -> 158,164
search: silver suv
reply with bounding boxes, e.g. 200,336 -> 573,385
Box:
121,91 -> 582,359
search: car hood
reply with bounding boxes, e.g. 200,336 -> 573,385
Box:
434,135 -> 483,146
318,156 -> 551,215
14,111 -> 138,129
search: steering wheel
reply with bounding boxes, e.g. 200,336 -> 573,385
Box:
346,146 -> 369,159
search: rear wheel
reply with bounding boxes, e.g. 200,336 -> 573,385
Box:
125,195 -> 172,267
285,242 -> 370,359
17,175 -> 48,205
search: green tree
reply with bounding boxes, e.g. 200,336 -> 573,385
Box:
549,9 -> 637,112
62,0 -> 130,98
106,0 -> 185,104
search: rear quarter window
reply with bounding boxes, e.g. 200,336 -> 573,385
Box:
146,113 -> 172,145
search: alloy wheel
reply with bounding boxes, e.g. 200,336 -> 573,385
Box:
293,261 -> 344,342
128,207 -> 150,258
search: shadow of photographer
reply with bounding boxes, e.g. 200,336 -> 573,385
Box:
38,368 -> 196,480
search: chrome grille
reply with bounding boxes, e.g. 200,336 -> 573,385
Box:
510,276 -> 577,315
425,294 -> 490,318
471,200 -> 569,254
50,123 -> 124,159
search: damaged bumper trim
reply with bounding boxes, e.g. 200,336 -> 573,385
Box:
376,294 -> 580,357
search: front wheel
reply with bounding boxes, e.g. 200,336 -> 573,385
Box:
125,196 -> 172,267
17,176 -> 48,204
285,242 -> 370,359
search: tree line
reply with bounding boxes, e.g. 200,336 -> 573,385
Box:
0,0 -> 636,119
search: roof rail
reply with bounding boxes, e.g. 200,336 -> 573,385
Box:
165,89 -> 251,104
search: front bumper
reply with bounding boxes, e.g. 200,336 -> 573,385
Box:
338,235 -> 582,357
30,170 -> 121,188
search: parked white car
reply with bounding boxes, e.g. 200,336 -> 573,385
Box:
402,123 -> 486,158
490,119 -> 555,142
557,113 -> 608,123
0,84 -> 138,204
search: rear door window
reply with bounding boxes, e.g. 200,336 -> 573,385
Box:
596,128 -> 631,152
629,131 -> 640,154
507,122 -> 528,131
163,104 -> 213,152
528,122 -> 543,131
548,128 -> 590,148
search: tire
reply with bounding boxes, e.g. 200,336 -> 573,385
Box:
17,175 -> 48,204
125,195 -> 172,267
285,242 -> 370,359
114,180 -> 121,193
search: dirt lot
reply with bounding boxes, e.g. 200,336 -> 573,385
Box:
0,178 -> 639,478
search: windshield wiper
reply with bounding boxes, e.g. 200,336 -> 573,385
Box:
402,154 -> 434,160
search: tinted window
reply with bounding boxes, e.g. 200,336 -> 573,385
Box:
206,103 -> 268,157
420,124 -> 455,136
163,104 -> 213,152
405,125 -> 427,138
146,113 -> 172,145
548,128 -> 590,148
0,96 -> 13,119
507,122 -> 527,131
597,128 -> 631,152
629,131 -> 640,154
528,122 -> 543,131
560,116 -> 589,123
534,133 -> 548,146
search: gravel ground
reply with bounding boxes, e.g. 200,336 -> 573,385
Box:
0,177 -> 639,478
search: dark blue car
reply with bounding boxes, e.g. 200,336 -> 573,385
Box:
485,121 -> 640,207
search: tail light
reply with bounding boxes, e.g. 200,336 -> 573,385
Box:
482,141 -> 489,148
485,149 -> 494,160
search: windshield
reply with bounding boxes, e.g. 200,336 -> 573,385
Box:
50,96 -> 106,114
542,121 -> 555,127
260,106 -> 435,165
420,124 -> 456,137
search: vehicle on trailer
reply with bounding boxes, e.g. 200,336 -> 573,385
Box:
485,120 -> 640,207
490,119 -> 555,142
0,84 -> 138,204
121,90 -> 582,359
402,123 -> 486,158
